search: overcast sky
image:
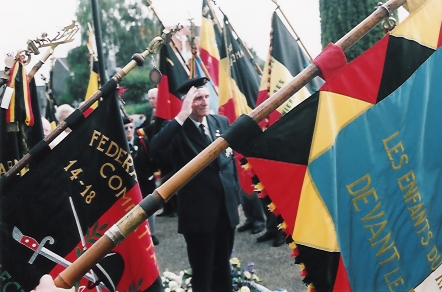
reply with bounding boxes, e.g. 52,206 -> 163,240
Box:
0,0 -> 407,85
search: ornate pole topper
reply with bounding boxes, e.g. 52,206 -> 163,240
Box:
26,20 -> 79,80
0,20 -> 80,87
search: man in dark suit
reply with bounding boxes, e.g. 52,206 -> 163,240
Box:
138,87 -> 177,217
150,77 -> 241,291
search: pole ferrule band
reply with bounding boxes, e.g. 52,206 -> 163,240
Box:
105,225 -> 125,245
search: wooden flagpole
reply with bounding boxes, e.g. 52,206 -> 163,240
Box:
207,0 -> 223,35
271,0 -> 314,61
49,0 -> 406,287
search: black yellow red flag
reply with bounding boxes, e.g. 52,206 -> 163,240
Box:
200,0 -> 222,87
218,21 -> 260,124
0,61 -> 43,177
0,82 -> 162,291
236,0 -> 442,290
256,12 -> 323,127
155,43 -> 188,127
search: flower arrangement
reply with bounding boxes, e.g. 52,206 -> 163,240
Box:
161,268 -> 192,292
230,257 -> 262,292
161,257 -> 273,292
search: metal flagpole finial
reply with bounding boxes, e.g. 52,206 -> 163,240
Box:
16,20 -> 80,65
161,24 -> 184,46
27,20 -> 79,50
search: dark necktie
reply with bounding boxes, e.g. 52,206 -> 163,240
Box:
199,124 -> 211,144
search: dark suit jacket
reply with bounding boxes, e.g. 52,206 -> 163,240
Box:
150,114 -> 240,234
132,134 -> 156,198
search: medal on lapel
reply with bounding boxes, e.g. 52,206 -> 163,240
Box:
215,129 -> 233,157
225,147 -> 233,157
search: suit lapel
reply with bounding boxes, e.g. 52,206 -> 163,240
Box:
207,115 -> 219,142
184,118 -> 207,148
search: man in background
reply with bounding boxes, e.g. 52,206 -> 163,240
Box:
124,116 -> 159,245
139,87 -> 177,217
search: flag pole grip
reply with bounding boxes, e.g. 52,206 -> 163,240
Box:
52,0 -> 405,287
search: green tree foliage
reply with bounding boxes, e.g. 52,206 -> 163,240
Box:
60,46 -> 90,105
76,0 -> 160,66
119,67 -> 154,103
61,0 -> 160,104
319,0 -> 397,61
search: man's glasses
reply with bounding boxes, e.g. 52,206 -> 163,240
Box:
124,126 -> 134,130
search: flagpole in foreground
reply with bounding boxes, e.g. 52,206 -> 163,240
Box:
271,0 -> 314,61
11,0 -> 404,287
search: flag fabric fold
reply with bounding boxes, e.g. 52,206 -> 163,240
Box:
0,85 -> 162,292
256,12 -> 324,127
155,43 -> 188,125
218,20 -> 260,124
0,61 -> 43,177
199,0 -> 222,87
84,29 -> 100,116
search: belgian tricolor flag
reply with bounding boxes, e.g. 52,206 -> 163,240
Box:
84,29 -> 100,117
235,0 -> 442,290
218,20 -> 260,124
0,81 -> 163,291
199,0 -> 222,87
155,43 -> 188,125
256,12 -> 323,127
0,61 -> 43,177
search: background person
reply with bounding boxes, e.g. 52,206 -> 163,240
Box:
124,116 -> 159,245
139,87 -> 177,217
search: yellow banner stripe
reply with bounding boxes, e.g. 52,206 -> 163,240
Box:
293,170 -> 339,251
200,18 -> 220,60
218,59 -> 252,117
6,62 -> 20,123
309,92 -> 372,163
392,0 -> 442,50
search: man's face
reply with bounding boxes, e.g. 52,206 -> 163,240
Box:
148,92 -> 157,109
125,122 -> 135,141
189,87 -> 210,122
